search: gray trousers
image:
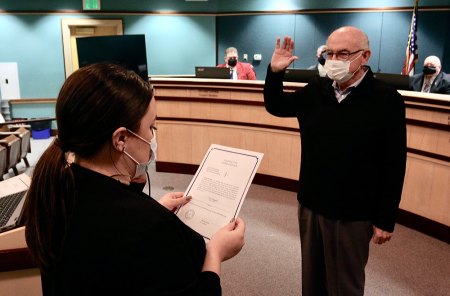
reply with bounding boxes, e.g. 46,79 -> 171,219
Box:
298,205 -> 373,296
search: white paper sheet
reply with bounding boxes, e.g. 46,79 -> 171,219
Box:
176,144 -> 263,240
0,174 -> 30,197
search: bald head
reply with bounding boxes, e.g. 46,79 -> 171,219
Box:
325,26 -> 372,89
424,56 -> 441,68
327,26 -> 370,50
422,55 -> 442,76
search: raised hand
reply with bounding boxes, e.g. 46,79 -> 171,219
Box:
270,36 -> 299,73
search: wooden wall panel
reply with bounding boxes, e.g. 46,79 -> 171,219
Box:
156,101 -> 299,129
407,126 -> 450,157
157,121 -> 301,180
401,155 -> 450,226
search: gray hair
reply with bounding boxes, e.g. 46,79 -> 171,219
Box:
225,47 -> 238,56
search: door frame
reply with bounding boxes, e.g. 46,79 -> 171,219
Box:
61,18 -> 123,78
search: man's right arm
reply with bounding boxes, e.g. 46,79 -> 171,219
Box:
263,36 -> 301,117
408,74 -> 422,92
263,64 -> 298,117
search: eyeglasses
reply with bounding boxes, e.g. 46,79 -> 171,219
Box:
325,49 -> 364,61
127,126 -> 157,143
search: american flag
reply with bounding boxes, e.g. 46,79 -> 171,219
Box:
402,0 -> 419,76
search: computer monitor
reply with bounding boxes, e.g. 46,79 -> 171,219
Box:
76,34 -> 149,81
195,67 -> 230,79
373,73 -> 411,90
283,68 -> 318,83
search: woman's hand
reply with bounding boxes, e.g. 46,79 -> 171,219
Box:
209,217 -> 246,261
202,217 -> 246,275
158,192 -> 192,212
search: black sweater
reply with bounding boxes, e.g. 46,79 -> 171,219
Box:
264,66 -> 406,232
42,164 -> 220,296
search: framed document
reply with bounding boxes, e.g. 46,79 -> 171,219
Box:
176,144 -> 263,240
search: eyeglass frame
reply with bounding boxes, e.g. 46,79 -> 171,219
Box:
126,126 -> 157,143
325,49 -> 365,61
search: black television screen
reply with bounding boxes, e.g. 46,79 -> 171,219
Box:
76,34 -> 148,81
283,68 -> 318,83
373,73 -> 411,90
195,66 -> 230,79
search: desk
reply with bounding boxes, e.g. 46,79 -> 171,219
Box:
0,227 -> 41,295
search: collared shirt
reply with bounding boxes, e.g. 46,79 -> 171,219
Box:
230,67 -> 238,80
332,69 -> 368,103
421,73 -> 437,93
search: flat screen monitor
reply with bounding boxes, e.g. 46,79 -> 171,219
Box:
283,68 -> 318,83
76,34 -> 148,81
195,67 -> 230,79
373,73 -> 411,90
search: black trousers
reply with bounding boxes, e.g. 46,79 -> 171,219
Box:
298,205 -> 373,296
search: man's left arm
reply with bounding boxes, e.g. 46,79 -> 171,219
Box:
245,63 -> 257,80
372,226 -> 393,244
442,72 -> 450,94
373,90 -> 407,243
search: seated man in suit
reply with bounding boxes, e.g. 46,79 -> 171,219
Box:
409,55 -> 450,94
217,47 -> 256,80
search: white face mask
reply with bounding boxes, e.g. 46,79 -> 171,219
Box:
324,52 -> 362,84
123,129 -> 157,179
149,132 -> 157,163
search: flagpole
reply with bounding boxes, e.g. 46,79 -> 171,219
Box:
404,3 -> 416,71
403,0 -> 419,75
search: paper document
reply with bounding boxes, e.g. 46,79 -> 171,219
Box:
176,144 -> 263,240
0,174 -> 30,197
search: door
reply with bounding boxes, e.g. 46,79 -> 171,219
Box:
61,19 -> 123,78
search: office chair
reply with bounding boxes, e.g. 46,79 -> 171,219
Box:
0,126 -> 32,168
0,134 -> 22,177
0,145 -> 6,181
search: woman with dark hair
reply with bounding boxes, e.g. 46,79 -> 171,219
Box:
23,63 -> 245,295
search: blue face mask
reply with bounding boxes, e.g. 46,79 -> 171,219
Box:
123,129 -> 157,179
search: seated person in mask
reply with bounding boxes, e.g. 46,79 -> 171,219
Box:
307,44 -> 327,77
217,47 -> 257,80
23,63 -> 246,296
409,55 -> 450,94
